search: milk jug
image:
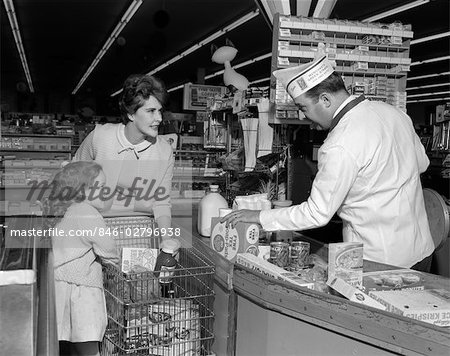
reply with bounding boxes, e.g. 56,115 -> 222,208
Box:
197,184 -> 228,237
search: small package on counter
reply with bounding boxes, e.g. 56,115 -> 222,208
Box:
368,289 -> 450,327
210,218 -> 259,262
362,269 -> 426,293
232,193 -> 272,210
236,253 -> 314,290
328,242 -> 363,288
327,277 -> 386,311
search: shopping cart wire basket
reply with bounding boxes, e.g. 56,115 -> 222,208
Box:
100,214 -> 215,356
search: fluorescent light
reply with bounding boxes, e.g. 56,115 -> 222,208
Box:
205,52 -> 271,80
363,0 -> 429,22
407,91 -> 450,98
407,83 -> 450,90
407,72 -> 450,81
411,31 -> 450,45
168,75 -> 272,92
3,0 -> 34,92
146,10 -> 259,77
313,0 -> 337,19
297,0 -> 312,16
168,84 -> 185,93
411,56 -> 450,66
111,9 -> 260,97
258,1 -> 273,24
407,97 -> 450,103
73,0 -> 143,94
250,77 -> 270,85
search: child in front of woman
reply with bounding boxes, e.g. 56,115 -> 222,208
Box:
43,161 -> 119,356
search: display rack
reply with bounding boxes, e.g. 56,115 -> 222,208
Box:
172,136 -> 226,199
1,134 -> 72,214
270,14 -> 413,124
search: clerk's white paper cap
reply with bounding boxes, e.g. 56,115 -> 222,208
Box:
273,56 -> 335,99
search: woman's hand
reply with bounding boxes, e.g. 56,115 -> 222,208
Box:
220,209 -> 261,228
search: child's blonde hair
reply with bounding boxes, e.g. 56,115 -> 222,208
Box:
43,161 -> 103,228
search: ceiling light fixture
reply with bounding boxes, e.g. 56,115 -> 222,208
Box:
3,0 -> 34,92
297,0 -> 312,16
258,0 -> 290,24
407,71 -> 450,81
362,0 -> 430,22
411,31 -> 450,45
411,55 -> 450,66
407,83 -> 450,91
250,77 -> 271,85
72,0 -> 143,95
407,97 -> 450,103
167,84 -> 185,93
407,91 -> 450,98
111,9 -> 260,97
205,52 -> 271,80
313,0 -> 338,19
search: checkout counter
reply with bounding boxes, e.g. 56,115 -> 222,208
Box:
194,233 -> 450,356
2,190 -> 449,356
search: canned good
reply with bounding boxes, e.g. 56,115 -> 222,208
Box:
270,242 -> 290,268
290,241 -> 310,269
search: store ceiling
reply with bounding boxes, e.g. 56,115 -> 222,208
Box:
1,0 -> 449,111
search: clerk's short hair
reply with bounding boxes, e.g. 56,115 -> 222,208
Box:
304,72 -> 348,102
119,74 -> 168,124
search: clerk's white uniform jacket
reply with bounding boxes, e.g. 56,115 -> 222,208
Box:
260,97 -> 434,268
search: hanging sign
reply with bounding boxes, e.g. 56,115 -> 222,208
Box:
183,83 -> 227,111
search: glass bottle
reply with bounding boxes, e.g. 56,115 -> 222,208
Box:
154,239 -> 181,298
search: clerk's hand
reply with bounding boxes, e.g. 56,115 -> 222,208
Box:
220,209 -> 261,228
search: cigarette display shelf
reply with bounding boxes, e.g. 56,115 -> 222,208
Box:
270,14 -> 412,124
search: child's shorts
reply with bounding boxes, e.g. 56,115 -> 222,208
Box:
54,280 -> 107,342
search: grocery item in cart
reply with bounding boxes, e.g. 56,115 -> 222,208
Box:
124,299 -> 201,355
154,239 -> 181,298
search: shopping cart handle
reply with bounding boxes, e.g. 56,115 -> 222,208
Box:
101,210 -> 154,218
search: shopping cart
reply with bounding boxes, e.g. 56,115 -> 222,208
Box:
100,212 -> 215,356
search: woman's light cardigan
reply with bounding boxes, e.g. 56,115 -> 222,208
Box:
73,123 -> 174,221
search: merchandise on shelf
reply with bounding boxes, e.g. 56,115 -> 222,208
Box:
270,14 -> 412,123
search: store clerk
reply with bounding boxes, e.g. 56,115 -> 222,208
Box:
222,56 -> 435,272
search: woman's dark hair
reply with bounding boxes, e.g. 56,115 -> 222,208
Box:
304,72 -> 348,103
43,161 -> 103,229
119,74 -> 168,124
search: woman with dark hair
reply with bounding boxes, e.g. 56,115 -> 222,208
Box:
43,161 -> 118,356
74,74 -> 174,232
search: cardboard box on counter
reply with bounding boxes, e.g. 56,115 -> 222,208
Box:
236,253 -> 314,290
328,242 -> 363,288
368,289 -> 450,327
210,218 -> 259,262
362,269 -> 425,293
327,277 -> 386,311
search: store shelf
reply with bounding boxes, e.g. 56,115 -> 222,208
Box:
270,14 -> 411,123
0,149 -> 71,153
279,34 -> 410,51
1,133 -> 73,138
278,16 -> 413,38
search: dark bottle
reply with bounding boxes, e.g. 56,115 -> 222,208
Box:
154,239 -> 181,298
